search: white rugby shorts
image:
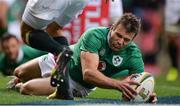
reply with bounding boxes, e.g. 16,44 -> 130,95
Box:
22,0 -> 87,29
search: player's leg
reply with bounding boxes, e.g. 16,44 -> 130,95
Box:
14,57 -> 42,82
46,22 -> 69,46
21,21 -> 67,56
50,0 -> 87,62
7,57 -> 42,89
68,76 -> 96,98
49,0 -> 87,92
21,1 -> 68,56
48,75 -> 96,99
47,0 -> 88,99
14,53 -> 56,95
17,77 -> 55,96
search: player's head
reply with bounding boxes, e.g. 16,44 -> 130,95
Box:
109,13 -> 141,51
1,33 -> 21,61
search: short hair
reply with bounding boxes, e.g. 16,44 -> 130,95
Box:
1,33 -> 19,45
113,13 -> 141,37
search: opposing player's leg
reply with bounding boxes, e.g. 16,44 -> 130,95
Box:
21,21 -> 68,56
46,22 -> 69,46
48,1 -> 87,99
21,2 -> 69,56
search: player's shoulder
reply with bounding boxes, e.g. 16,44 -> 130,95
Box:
21,45 -> 33,51
83,27 -> 110,39
126,42 -> 142,57
22,45 -> 45,53
21,45 -> 36,54
85,27 -> 109,34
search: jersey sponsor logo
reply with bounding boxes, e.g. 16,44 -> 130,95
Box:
112,55 -> 123,67
98,61 -> 106,71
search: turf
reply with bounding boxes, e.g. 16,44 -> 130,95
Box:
0,73 -> 180,105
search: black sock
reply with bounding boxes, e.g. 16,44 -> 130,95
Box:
28,30 -> 64,55
53,36 -> 69,46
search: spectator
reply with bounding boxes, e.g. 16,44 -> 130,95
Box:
165,0 -> 180,81
8,0 -> 27,40
0,0 -> 9,37
0,33 -> 46,75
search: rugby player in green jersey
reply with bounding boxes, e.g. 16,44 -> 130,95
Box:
11,13 -> 157,103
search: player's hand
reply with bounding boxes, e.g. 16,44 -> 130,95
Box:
147,92 -> 158,104
115,74 -> 140,100
7,76 -> 20,89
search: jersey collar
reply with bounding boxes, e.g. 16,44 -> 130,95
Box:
16,47 -> 24,63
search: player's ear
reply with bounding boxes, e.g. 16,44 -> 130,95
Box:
110,24 -> 115,30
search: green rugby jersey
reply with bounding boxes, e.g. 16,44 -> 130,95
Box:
69,27 -> 144,89
0,45 -> 46,75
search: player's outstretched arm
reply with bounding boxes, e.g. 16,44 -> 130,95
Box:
80,51 -> 140,100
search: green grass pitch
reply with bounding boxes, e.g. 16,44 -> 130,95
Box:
1,73 -> 180,105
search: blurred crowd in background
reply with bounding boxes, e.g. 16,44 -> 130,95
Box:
0,0 -> 180,81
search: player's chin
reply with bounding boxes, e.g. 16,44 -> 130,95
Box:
111,46 -> 122,52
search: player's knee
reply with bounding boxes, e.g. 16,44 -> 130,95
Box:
14,67 -> 21,77
20,21 -> 34,44
14,66 -> 25,79
20,83 -> 32,95
46,22 -> 62,37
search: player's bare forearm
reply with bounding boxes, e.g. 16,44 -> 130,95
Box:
83,68 -> 139,101
83,68 -> 118,89
80,51 -> 118,89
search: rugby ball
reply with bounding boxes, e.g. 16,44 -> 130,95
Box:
130,72 -> 155,102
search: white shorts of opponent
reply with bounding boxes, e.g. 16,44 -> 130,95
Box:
22,0 -> 87,29
38,53 -> 96,97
